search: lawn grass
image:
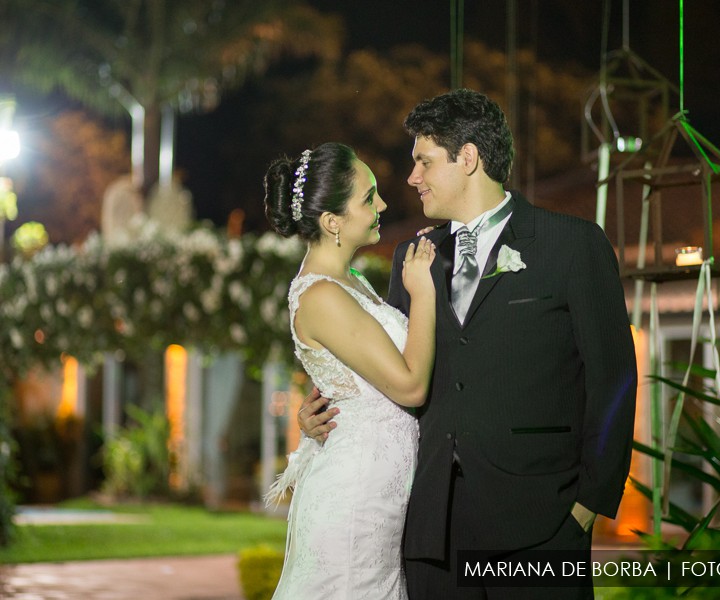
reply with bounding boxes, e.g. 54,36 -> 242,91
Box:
0,498 -> 288,564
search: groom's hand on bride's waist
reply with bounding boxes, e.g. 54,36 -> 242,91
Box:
298,387 -> 339,443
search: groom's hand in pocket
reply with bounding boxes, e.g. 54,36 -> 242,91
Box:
297,386 -> 339,442
571,502 -> 596,532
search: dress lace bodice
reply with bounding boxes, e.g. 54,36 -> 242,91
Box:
288,272 -> 409,404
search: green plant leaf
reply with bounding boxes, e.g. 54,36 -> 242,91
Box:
648,375 -> 720,406
664,361 -> 717,380
631,529 -> 681,551
682,412 -> 720,460
675,434 -> 720,476
630,477 -> 699,531
632,442 -> 720,491
682,497 -> 720,551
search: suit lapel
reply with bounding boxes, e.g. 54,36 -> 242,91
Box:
481,220 -> 516,278
437,227 -> 455,295
461,193 -> 536,327
430,227 -> 455,325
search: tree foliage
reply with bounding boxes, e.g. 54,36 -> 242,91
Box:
1,0 -> 339,114
0,0 -> 342,190
224,38 -> 593,231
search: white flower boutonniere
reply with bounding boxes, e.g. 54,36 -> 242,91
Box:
482,245 -> 526,279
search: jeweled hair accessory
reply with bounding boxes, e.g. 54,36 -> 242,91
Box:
291,149 -> 312,222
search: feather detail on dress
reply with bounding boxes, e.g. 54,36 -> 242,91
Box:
264,435 -> 321,507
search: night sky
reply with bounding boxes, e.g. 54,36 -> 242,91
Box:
305,0 -> 719,133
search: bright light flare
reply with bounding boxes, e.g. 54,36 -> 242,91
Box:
0,130 -> 20,161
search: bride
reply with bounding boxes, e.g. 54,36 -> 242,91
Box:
263,142 -> 436,599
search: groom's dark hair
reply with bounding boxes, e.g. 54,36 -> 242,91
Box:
404,88 -> 514,184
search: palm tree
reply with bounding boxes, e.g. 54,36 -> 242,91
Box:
0,0 -> 341,195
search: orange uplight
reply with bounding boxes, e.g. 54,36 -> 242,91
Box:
57,355 -> 79,420
616,325 -> 650,538
165,344 -> 188,489
593,325 -> 649,541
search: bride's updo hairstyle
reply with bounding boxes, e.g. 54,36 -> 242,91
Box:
264,142 -> 357,242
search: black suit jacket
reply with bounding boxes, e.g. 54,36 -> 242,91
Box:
387,193 -> 637,558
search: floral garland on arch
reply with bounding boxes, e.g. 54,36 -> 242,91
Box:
0,220 -> 288,377
0,216 -> 392,379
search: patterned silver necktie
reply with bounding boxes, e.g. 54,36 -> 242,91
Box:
451,225 -> 480,323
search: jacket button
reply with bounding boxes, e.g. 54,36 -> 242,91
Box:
446,433 -> 453,440
460,336 -> 469,345
455,382 -> 464,391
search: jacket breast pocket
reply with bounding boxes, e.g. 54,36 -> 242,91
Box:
511,426 -> 571,434
507,294 -> 553,305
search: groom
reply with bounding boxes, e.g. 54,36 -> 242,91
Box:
300,89 -> 637,598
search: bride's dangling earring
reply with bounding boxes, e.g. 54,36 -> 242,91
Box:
335,231 -> 341,247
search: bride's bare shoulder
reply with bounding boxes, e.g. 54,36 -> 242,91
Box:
298,278 -> 352,309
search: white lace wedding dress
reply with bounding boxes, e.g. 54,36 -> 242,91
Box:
267,272 -> 419,600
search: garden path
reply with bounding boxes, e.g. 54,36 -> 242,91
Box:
0,554 -> 244,599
